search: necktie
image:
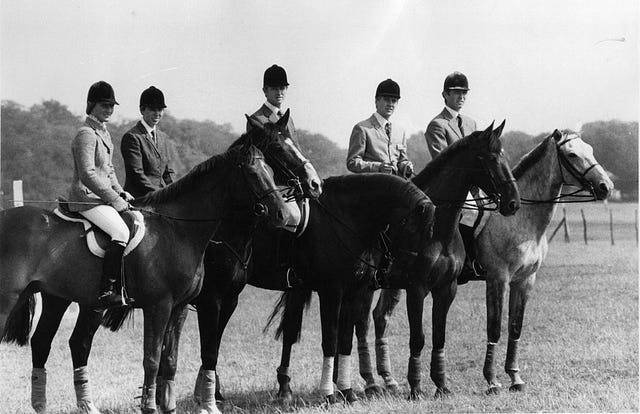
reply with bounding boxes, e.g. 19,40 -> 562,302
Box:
276,110 -> 283,118
150,130 -> 157,146
385,122 -> 392,139
457,116 -> 465,137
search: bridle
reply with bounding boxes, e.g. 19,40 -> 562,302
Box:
472,151 -> 517,210
520,134 -> 600,205
556,135 -> 599,193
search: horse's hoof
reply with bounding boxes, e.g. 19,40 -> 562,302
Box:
509,383 -> 526,392
141,409 -> 157,414
434,386 -> 452,399
408,388 -> 423,401
324,393 -> 338,404
364,384 -> 384,398
385,383 -> 400,396
338,388 -> 358,404
277,391 -> 293,404
214,391 -> 225,402
486,385 -> 501,395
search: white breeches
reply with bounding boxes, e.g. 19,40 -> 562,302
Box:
79,205 -> 129,244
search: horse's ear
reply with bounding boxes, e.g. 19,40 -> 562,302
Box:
246,114 -> 265,131
479,121 -> 495,142
552,129 -> 563,141
277,109 -> 290,128
493,120 -> 506,138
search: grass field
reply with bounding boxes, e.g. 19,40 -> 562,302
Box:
1,201 -> 638,413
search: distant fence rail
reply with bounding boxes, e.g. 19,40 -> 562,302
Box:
549,205 -> 639,245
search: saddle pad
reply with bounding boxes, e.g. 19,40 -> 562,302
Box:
53,208 -> 145,258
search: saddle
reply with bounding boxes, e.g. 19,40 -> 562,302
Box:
54,198 -> 146,258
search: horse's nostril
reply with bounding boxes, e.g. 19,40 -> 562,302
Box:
509,201 -> 517,212
599,182 -> 610,194
277,210 -> 284,220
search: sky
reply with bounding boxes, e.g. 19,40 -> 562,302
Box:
1,0 -> 638,149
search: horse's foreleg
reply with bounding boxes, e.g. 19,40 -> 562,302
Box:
70,304 -> 103,414
355,290 -> 381,397
30,294 -> 70,413
194,295 -> 221,408
212,295 -> 239,402
334,291 -> 360,403
317,288 -> 343,402
483,274 -> 508,394
430,283 -> 457,398
406,289 -> 426,399
141,303 -> 172,414
373,288 -> 402,394
505,275 -> 535,392
156,305 -> 188,414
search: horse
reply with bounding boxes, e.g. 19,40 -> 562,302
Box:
266,121 -> 521,402
357,129 -> 613,396
191,172 -> 436,413
24,111 -> 322,414
0,142 -> 291,414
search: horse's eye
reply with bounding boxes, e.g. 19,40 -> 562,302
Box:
568,153 -> 578,158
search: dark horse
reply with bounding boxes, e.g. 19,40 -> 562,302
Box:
355,129 -> 614,396
270,122 -> 521,401
190,171 -> 436,413
0,142 -> 290,414
24,111 -> 322,414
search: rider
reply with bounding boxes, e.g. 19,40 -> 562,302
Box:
68,81 -> 134,307
424,71 -> 484,284
121,86 -> 175,198
346,78 -> 413,177
247,64 -> 302,288
346,78 -> 414,288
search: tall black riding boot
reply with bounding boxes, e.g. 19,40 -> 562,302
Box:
98,241 -> 126,307
457,224 -> 486,285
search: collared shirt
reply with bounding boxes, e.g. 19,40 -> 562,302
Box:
87,115 -> 107,131
444,105 -> 460,119
140,119 -> 156,136
373,112 -> 391,133
264,101 -> 287,118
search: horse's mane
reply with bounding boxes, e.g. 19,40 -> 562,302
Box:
512,135 -> 553,180
323,174 -> 429,208
412,132 -> 475,188
135,147 -> 236,206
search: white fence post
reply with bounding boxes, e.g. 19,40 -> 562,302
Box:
12,180 -> 23,207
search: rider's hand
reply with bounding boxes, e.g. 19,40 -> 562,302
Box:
379,163 -> 397,175
402,161 -> 414,178
111,197 -> 130,212
120,191 -> 135,202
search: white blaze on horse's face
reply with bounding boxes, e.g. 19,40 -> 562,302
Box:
284,137 -> 323,196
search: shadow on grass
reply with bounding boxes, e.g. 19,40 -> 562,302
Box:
174,389 -> 331,413
174,387 -> 401,413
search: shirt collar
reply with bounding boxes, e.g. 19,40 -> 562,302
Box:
444,105 -> 460,119
140,119 -> 155,135
373,112 -> 391,129
86,115 -> 107,131
264,101 -> 286,117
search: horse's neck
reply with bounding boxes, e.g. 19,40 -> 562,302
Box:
151,184 -> 231,249
516,142 -> 565,235
213,218 -> 255,252
417,162 -> 470,240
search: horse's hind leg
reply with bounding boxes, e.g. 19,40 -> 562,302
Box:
70,304 -> 104,414
157,305 -> 188,413
355,289 -> 382,397
276,290 -> 308,404
505,275 -> 535,392
372,288 -> 402,394
430,283 -> 457,398
483,273 -> 509,394
30,294 -> 71,413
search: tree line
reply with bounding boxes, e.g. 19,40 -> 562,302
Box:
1,99 -> 636,209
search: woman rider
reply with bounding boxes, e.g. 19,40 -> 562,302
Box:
68,81 -> 134,307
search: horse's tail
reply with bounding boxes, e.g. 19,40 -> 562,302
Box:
263,289 -> 313,343
2,293 -> 36,346
101,306 -> 134,332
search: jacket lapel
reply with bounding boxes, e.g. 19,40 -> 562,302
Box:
137,121 -> 161,157
441,109 -> 462,139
